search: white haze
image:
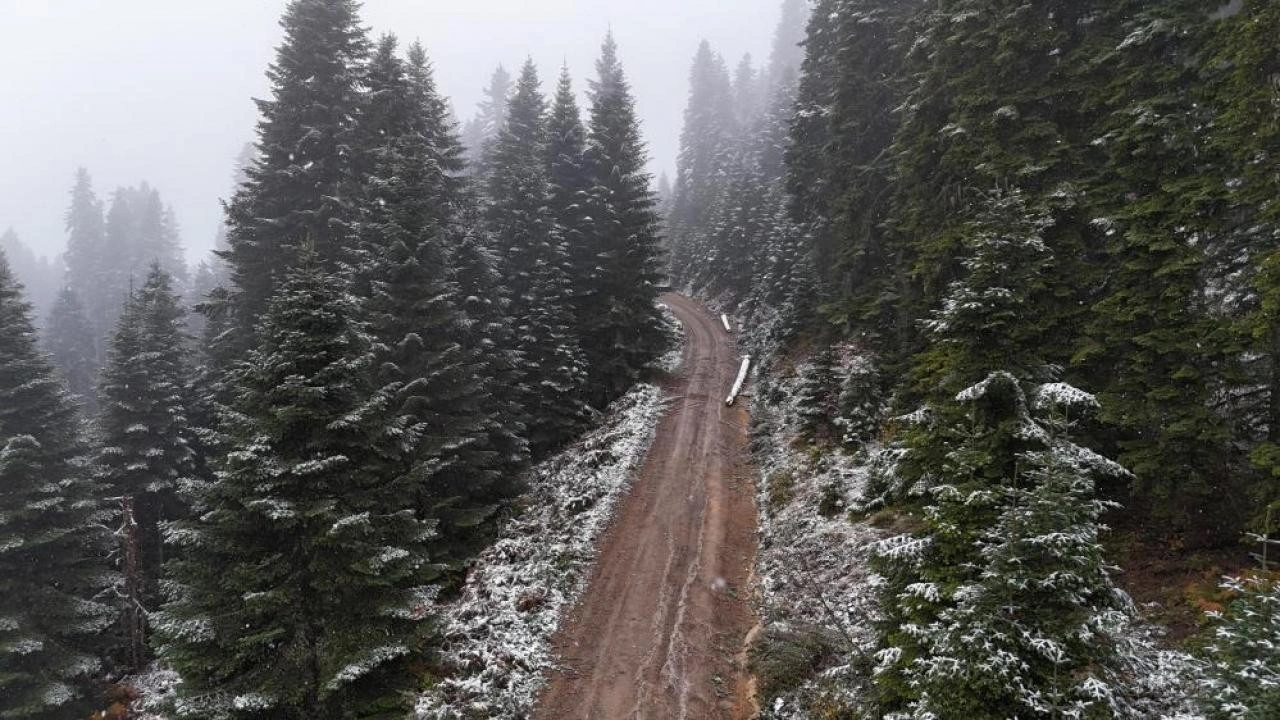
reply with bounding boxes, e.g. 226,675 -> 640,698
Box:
0,0 -> 783,264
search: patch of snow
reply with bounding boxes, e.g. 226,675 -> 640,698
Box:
750,357 -> 887,718
415,381 -> 669,719
325,645 -> 411,690
654,300 -> 686,374
125,665 -> 181,719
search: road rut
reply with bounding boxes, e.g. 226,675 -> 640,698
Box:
535,293 -> 758,720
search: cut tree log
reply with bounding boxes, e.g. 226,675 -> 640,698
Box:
726,355 -> 750,406
721,314 -> 733,333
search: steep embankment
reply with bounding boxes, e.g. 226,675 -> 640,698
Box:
535,294 -> 759,720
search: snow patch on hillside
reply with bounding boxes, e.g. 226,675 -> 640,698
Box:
123,665 -> 179,719
749,359 -> 885,718
655,300 -> 686,374
746,348 -> 1207,719
415,382 -> 668,719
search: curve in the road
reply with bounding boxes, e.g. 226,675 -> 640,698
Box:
535,293 -> 759,720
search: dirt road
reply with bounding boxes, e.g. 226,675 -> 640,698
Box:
535,294 -> 759,720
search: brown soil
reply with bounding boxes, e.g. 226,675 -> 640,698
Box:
533,294 -> 759,720
1106,530 -> 1252,643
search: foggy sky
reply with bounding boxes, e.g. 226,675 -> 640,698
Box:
0,0 -> 785,264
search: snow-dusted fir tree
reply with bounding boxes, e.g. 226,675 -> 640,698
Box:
0,251 -> 114,720
447,227 -> 532,482
485,59 -> 590,455
730,54 -> 762,136
795,344 -> 837,440
1200,569 -> 1280,719
1216,2 -> 1280,516
94,185 -> 189,344
581,33 -> 668,407
870,191 -> 1131,717
358,35 -> 524,563
94,263 -> 196,667
835,355 -> 883,447
117,184 -> 188,288
62,168 -> 111,348
154,259 -> 437,719
667,41 -> 734,282
217,0 -> 370,348
1075,0 -> 1234,542
765,0 -> 809,93
44,286 -> 98,410
546,65 -> 596,340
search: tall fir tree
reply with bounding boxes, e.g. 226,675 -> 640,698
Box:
94,264 -> 196,668
668,41 -> 734,282
485,59 -> 590,455
1204,0 -> 1280,522
870,191 -> 1130,717
581,33 -> 668,406
44,286 -> 98,411
462,64 -> 512,175
154,260 -> 437,720
217,0 -> 370,348
1072,0 -> 1238,544
546,65 -> 597,342
765,0 -> 810,93
0,250 -> 114,720
62,168 -> 109,355
446,228 -> 531,487
358,34 -> 524,564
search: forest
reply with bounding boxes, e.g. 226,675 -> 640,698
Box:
667,0 -> 1280,717
1,0 -> 1278,718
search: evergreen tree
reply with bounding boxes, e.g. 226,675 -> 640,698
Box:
217,0 -> 371,346
94,264 -> 196,668
125,184 -> 188,288
185,260 -> 219,341
1200,572 -> 1280,719
358,35 -> 523,563
462,64 -> 512,175
44,286 -> 98,410
485,59 -> 590,455
581,33 -> 668,406
668,41 -> 734,283
869,191 -> 1129,716
100,188 -> 137,332
62,168 -> 109,353
0,250 -> 114,719
656,172 -> 674,218
795,345 -> 836,440
730,54 -> 761,133
546,65 -> 596,340
835,356 -> 882,448
1073,1 -> 1238,544
1205,1 -> 1280,522
154,260 -> 436,720
447,229 -> 530,487
765,0 -> 810,93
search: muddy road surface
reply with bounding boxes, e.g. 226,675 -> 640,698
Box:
535,294 -> 759,720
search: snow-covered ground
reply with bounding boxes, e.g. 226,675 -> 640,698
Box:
744,342 -> 1209,719
415,381 -> 668,719
747,352 -> 886,718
